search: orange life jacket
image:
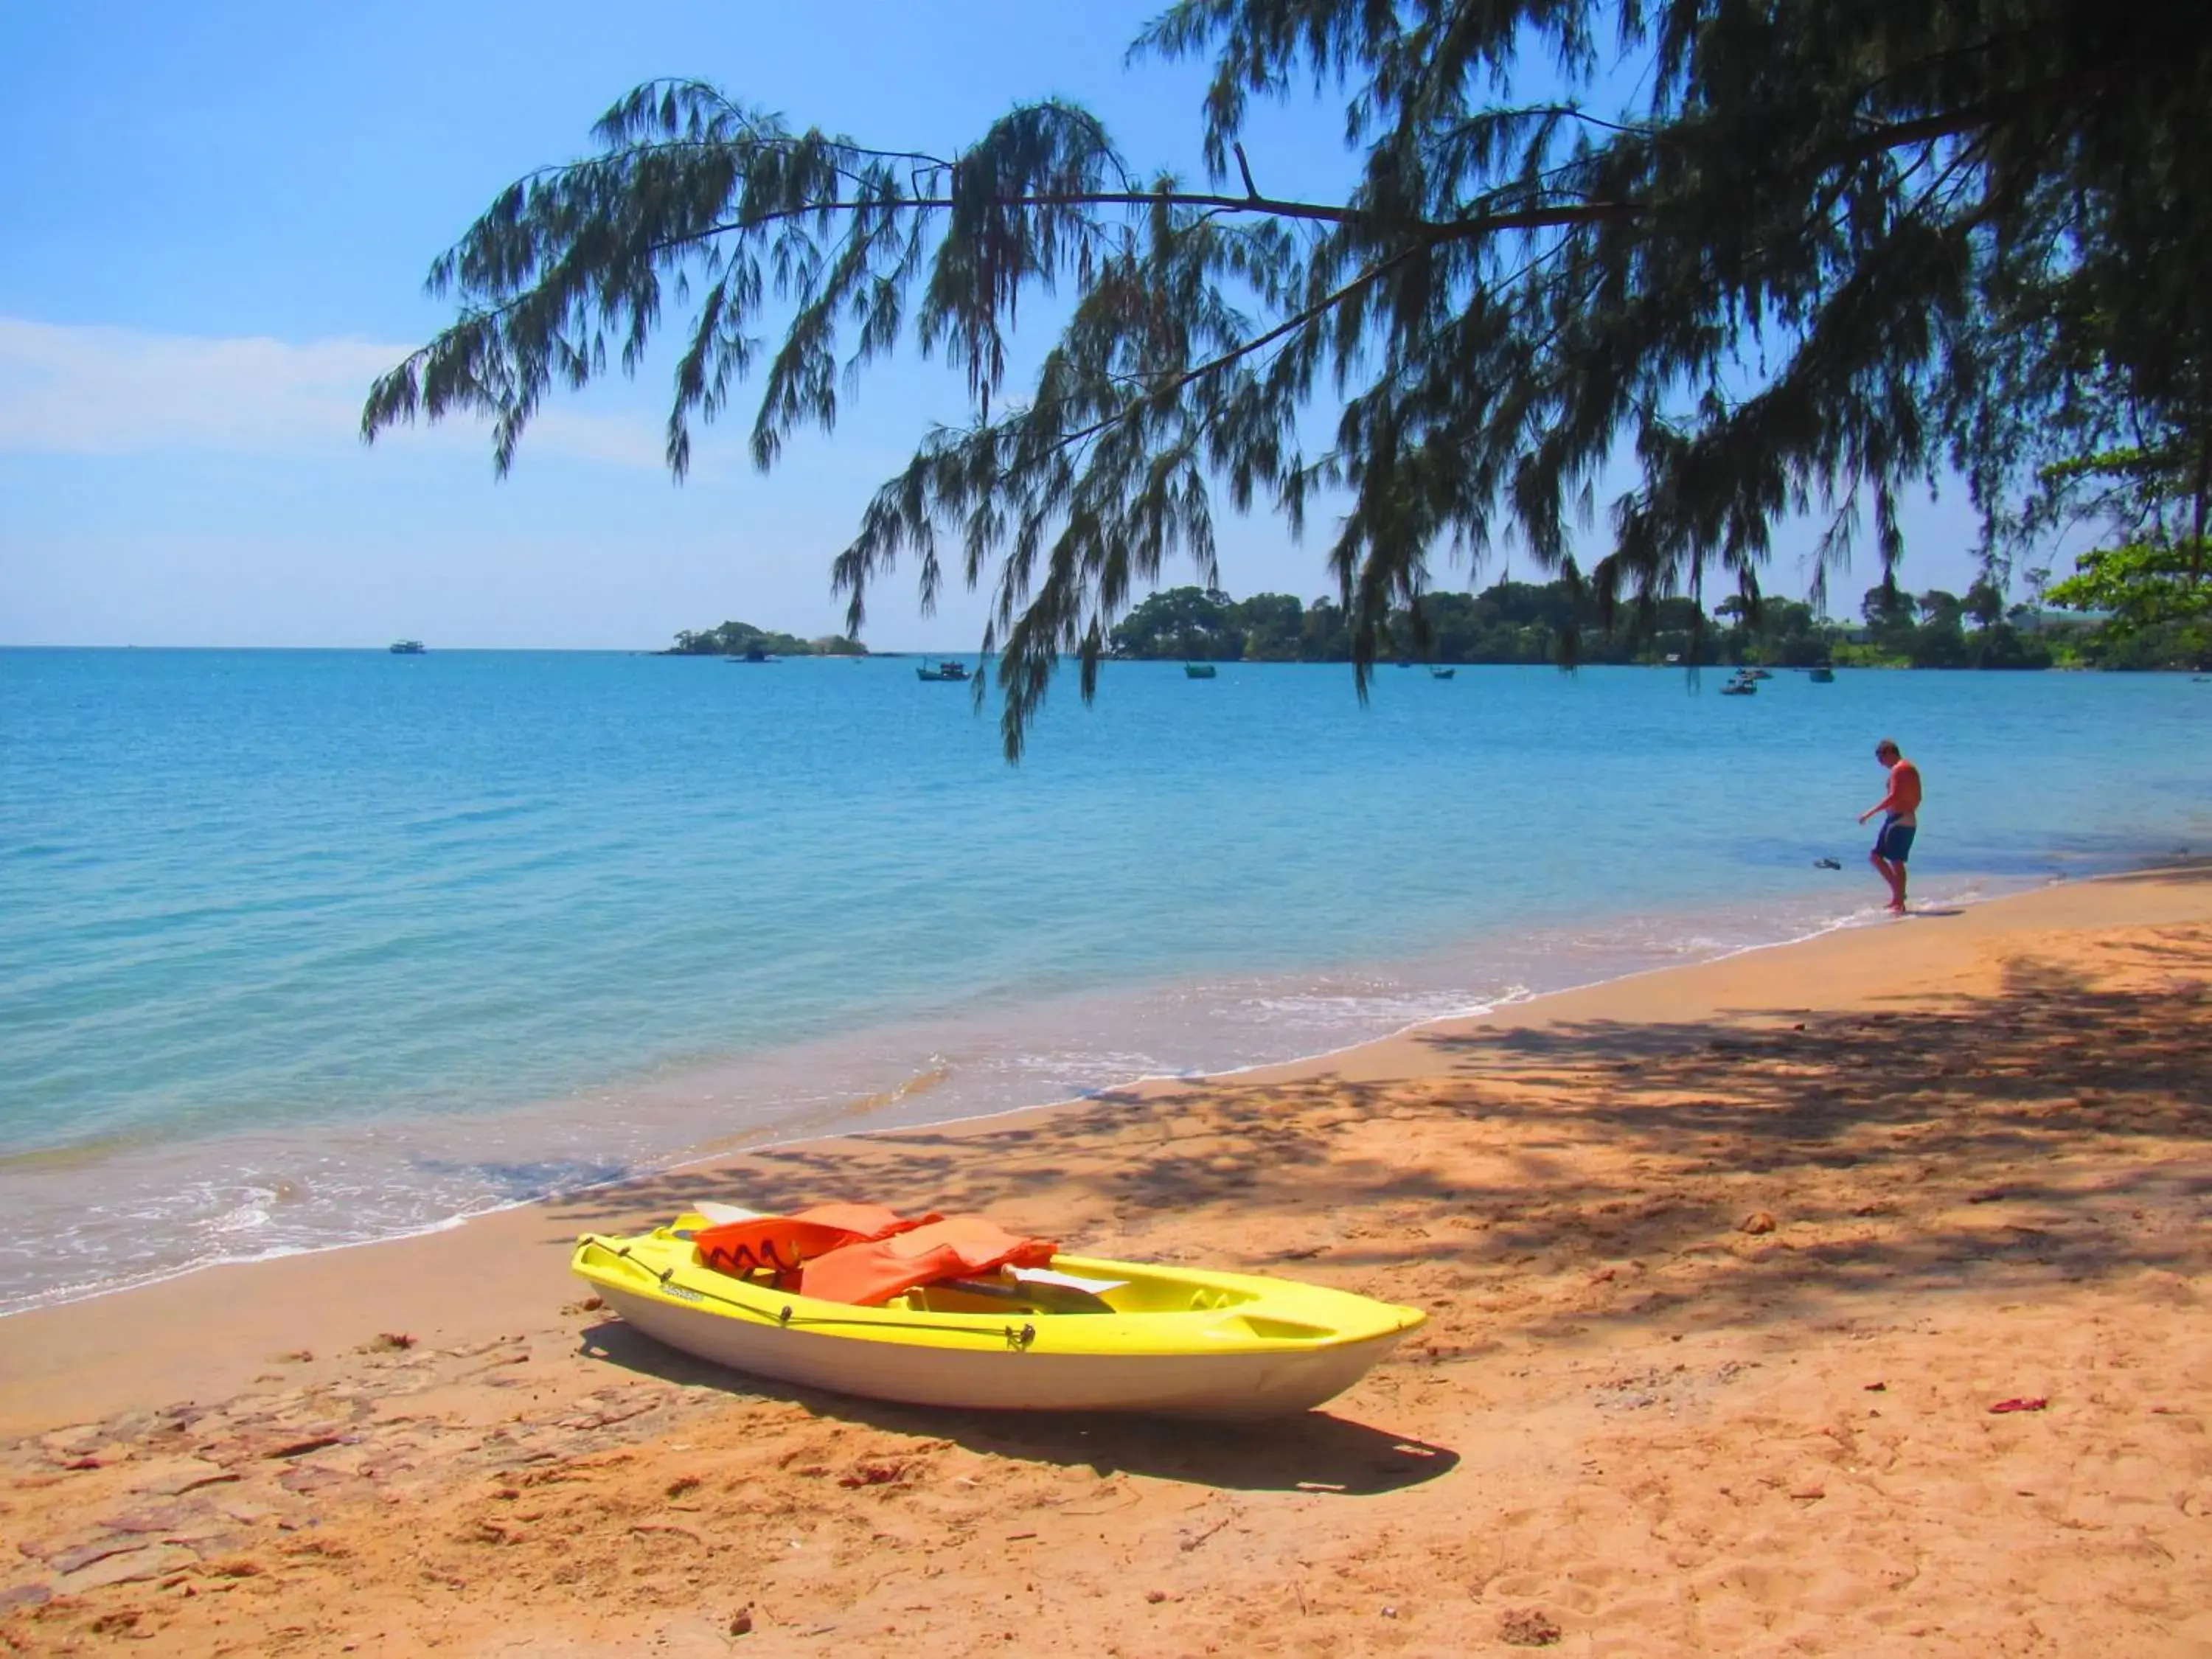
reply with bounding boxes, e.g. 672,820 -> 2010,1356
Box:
796,1214 -> 1060,1307
690,1203 -> 935,1283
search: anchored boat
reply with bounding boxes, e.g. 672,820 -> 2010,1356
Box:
916,660 -> 971,682
572,1203 -> 1425,1419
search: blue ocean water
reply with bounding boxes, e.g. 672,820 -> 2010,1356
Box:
3,648 -> 2207,1312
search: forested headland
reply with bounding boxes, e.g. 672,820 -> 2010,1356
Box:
1108,582 -> 2189,670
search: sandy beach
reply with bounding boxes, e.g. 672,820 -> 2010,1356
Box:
4,866 -> 2209,1656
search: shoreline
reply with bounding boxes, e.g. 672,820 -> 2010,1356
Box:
1,860 -> 2197,1417
0,863 -> 2040,1322
4,860 -> 2209,1652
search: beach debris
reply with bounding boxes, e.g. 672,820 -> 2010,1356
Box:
1787,1484 -> 1826,1500
264,1433 -> 348,1460
1989,1397 -> 2049,1413
1739,1211 -> 1778,1235
1178,1513 -> 1235,1552
838,1462 -> 907,1489
729,1607 -> 754,1636
1864,1382 -> 1887,1392
358,1332 -> 416,1353
1500,1607 -> 1562,1646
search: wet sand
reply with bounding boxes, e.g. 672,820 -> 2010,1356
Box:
4,866 -> 2209,1655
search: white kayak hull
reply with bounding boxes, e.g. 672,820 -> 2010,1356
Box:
595,1282 -> 1412,1418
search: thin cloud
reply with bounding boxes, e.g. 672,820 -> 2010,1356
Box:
0,317 -> 665,470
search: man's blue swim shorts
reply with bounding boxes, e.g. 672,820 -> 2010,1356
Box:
1874,818 -> 1916,863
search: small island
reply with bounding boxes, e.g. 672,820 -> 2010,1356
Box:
660,622 -> 867,658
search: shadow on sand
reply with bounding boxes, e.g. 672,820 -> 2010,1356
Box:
544,881 -> 2212,1419
574,1320 -> 1458,1495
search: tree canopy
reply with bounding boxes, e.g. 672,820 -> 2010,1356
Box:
2033,446 -> 2212,668
364,0 -> 2212,752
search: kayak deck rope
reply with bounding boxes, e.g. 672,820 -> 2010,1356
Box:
592,1239 -> 1045,1347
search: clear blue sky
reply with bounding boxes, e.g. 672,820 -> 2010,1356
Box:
1,1 -> 2002,650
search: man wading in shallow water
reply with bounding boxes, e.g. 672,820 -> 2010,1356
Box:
1857,739 -> 1923,914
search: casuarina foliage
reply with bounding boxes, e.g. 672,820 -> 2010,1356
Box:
364,0 -> 2212,754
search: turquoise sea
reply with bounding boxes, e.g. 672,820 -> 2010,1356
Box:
3,649 -> 2207,1313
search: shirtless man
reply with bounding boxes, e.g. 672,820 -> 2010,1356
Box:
1857,738 -> 1922,914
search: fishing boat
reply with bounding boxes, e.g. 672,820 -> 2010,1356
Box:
1183,662 -> 1218,679
1719,669 -> 1758,696
1429,667 -> 1456,680
572,1203 -> 1425,1419
1809,665 -> 1836,683
916,660 -> 971,682
388,639 -> 425,655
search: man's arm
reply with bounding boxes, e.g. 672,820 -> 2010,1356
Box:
1859,773 -> 1901,825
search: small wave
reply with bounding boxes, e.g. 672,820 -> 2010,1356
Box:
842,1059 -> 955,1116
206,1200 -> 272,1236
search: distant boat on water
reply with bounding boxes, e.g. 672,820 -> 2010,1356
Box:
1809,665 -> 1836,683
1429,667 -> 1456,680
388,640 -> 425,655
1183,663 -> 1219,679
726,644 -> 779,663
1719,669 -> 1758,696
916,660 -> 971,682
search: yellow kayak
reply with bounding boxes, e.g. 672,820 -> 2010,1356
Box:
571,1206 -> 1425,1419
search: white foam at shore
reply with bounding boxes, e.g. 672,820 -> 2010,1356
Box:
0,866 -> 2039,1318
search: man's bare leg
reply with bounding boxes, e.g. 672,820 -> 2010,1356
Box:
1869,852 -> 1907,912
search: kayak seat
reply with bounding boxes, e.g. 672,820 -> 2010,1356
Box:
799,1215 -> 1060,1307
935,1274 -> 1117,1315
692,1203 -> 937,1286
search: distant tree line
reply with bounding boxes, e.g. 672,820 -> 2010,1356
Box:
1107,581 -> 2189,669
664,622 -> 866,657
